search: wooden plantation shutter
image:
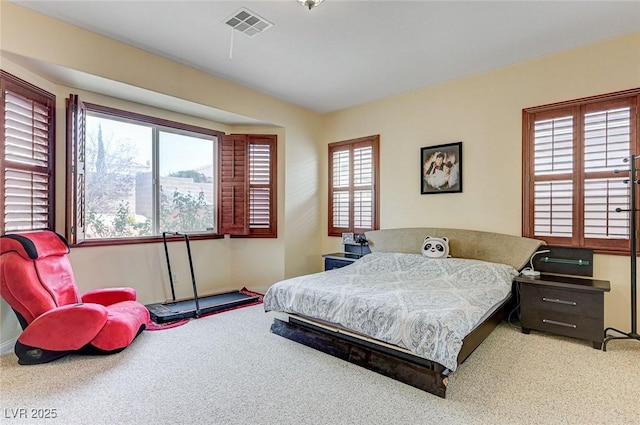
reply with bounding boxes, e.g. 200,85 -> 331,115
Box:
528,108 -> 575,242
248,135 -> 277,237
583,99 -> 633,243
353,143 -> 374,229
523,89 -> 639,254
331,147 -> 350,231
0,71 -> 55,234
218,134 -> 277,237
66,94 -> 87,244
328,135 -> 379,236
219,134 -> 249,235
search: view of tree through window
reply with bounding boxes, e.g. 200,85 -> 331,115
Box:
84,114 -> 216,239
159,131 -> 214,233
84,117 -> 151,238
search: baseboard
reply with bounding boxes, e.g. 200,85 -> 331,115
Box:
1,338 -> 16,355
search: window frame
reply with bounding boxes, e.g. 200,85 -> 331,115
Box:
328,135 -> 380,237
66,98 -> 224,246
1,70 -> 55,235
522,88 -> 640,255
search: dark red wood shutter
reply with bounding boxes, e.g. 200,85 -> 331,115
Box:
328,135 -> 379,236
219,134 -> 249,235
1,71 -> 55,235
523,89 -> 640,254
247,134 -> 277,237
66,94 -> 86,244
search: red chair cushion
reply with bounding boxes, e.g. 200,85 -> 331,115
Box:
89,301 -> 150,351
1,232 -> 70,260
0,250 -> 80,324
18,303 -> 109,351
0,231 -> 149,363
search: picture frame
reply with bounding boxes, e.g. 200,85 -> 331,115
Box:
421,142 -> 462,194
341,232 -> 355,245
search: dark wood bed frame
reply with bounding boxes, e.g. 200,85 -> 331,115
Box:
270,295 -> 511,398
268,227 -> 544,398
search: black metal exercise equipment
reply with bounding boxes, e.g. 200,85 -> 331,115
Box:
146,232 -> 259,323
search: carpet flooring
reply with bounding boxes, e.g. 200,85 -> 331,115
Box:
1,304 -> 638,425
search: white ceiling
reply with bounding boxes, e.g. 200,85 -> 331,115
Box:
10,1 -> 640,114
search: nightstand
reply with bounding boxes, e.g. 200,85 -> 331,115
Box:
323,234 -> 370,271
322,252 -> 362,270
515,274 -> 611,349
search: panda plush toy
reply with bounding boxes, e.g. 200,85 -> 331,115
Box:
421,236 -> 451,259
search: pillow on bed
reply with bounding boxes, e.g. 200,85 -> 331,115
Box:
421,236 -> 451,259
365,228 -> 545,269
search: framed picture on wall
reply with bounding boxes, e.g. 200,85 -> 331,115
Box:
421,142 -> 462,194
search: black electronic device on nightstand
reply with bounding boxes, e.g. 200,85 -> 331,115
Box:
322,233 -> 371,270
514,246 -> 611,349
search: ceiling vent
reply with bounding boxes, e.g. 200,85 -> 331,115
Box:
224,8 -> 273,37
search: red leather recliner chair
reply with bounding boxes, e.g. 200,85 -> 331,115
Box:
0,231 -> 150,364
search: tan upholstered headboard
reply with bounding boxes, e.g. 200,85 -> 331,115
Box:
364,227 -> 545,270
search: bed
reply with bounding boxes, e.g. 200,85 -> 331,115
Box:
263,227 -> 544,398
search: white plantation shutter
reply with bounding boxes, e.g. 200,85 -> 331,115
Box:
584,178 -> 629,239
354,190 -> 372,228
533,116 -> 573,176
3,168 -> 50,232
524,90 -> 639,253
4,93 -> 49,167
328,135 -> 379,236
584,107 -> 630,171
533,180 -> 573,237
249,187 -> 270,228
332,191 -> 349,228
1,73 -> 55,234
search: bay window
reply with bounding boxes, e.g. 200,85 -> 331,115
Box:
67,95 -> 276,245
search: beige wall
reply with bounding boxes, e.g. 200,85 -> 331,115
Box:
323,32 -> 640,331
0,3 -> 322,345
1,1 -> 638,347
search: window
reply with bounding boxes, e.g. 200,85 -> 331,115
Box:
67,95 -> 222,245
1,71 -> 55,234
66,95 -> 277,245
328,135 -> 379,236
523,89 -> 640,254
219,134 -> 277,238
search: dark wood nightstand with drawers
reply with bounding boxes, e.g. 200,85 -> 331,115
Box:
323,235 -> 370,271
515,274 -> 610,349
322,252 -> 362,270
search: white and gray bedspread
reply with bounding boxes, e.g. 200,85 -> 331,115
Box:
263,252 -> 519,371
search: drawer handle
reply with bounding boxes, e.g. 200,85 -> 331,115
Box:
542,319 -> 577,328
542,297 -> 577,306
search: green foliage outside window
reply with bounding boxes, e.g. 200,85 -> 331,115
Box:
160,190 -> 214,233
